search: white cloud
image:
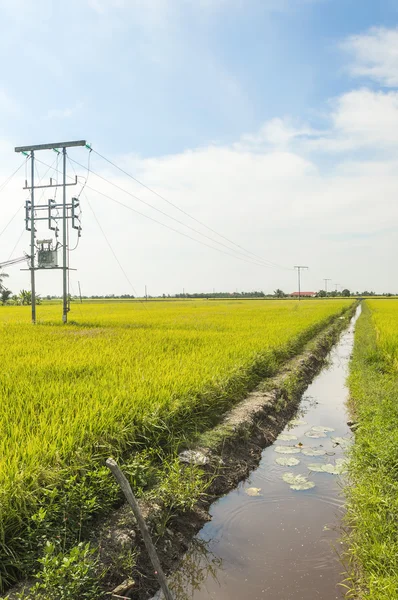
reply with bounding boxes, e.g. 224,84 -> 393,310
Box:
343,26 -> 398,87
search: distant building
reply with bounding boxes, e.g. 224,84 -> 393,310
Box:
290,291 -> 316,297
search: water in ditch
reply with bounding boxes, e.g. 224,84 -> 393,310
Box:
168,306 -> 361,600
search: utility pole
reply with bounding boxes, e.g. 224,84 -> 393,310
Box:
145,285 -> 148,301
294,266 -> 308,301
62,147 -> 68,323
78,281 -> 83,303
334,283 -> 340,294
323,278 -> 331,294
30,150 -> 36,324
15,140 -> 86,324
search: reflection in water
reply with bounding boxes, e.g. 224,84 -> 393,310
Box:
168,306 -> 361,600
168,539 -> 222,599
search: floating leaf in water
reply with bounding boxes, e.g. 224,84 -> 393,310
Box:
308,463 -> 327,473
275,456 -> 300,467
331,436 -> 352,448
322,464 -> 341,475
282,473 -> 308,485
289,419 -> 307,426
334,458 -> 349,474
305,430 -> 327,439
290,481 -> 315,491
274,446 -> 301,454
311,426 -> 335,433
301,448 -> 326,456
308,461 -> 348,475
245,487 -> 261,497
277,433 -> 298,441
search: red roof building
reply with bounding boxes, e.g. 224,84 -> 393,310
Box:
290,291 -> 316,297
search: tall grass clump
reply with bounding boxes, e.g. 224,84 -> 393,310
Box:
345,300 -> 398,599
0,299 -> 352,589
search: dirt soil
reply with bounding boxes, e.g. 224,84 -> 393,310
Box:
98,305 -> 357,600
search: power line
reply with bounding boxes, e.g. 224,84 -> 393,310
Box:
84,191 -> 145,305
68,155 -> 288,270
90,147 -> 293,271
0,203 -> 25,239
34,156 -> 286,271
0,158 -> 28,195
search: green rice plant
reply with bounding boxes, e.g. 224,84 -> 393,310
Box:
344,300 -> 398,599
0,299 -> 352,589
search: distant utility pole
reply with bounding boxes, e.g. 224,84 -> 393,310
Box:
78,281 -> 83,303
324,278 -> 331,294
15,140 -> 86,324
334,283 -> 340,293
294,266 -> 308,301
145,285 -> 148,301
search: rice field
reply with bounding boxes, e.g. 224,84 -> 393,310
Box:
346,299 -> 398,599
0,299 -> 352,589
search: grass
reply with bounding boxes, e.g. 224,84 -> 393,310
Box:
0,298 -> 353,591
345,300 -> 398,599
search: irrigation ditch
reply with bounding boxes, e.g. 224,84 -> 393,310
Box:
101,301 -> 359,600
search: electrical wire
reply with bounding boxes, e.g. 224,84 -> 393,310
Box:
8,227 -> 26,261
0,203 -> 24,238
84,191 -> 145,304
0,158 -> 28,195
68,155 -> 289,271
34,156 -> 288,271
89,147 -> 293,271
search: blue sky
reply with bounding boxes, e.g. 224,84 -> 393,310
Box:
1,0 -> 398,296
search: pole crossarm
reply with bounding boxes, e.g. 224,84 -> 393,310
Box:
23,176 -> 78,190
15,140 -> 86,153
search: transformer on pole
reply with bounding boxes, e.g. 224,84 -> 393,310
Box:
15,140 -> 86,323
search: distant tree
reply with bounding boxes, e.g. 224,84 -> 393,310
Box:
19,289 -> 32,305
1,289 -> 11,305
11,294 -> 19,305
341,289 -> 351,297
317,290 -> 327,297
274,289 -> 286,298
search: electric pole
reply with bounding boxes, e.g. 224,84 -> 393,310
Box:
15,140 -> 86,324
30,150 -> 36,324
294,266 -> 308,301
78,281 -> 83,303
323,278 -> 331,294
145,285 -> 148,301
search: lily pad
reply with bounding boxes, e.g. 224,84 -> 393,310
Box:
277,433 -> 298,441
289,419 -> 307,426
282,473 -> 308,485
308,461 -> 348,475
305,430 -> 327,439
311,426 -> 335,433
322,464 -> 341,475
308,463 -> 327,473
274,446 -> 301,454
275,456 -> 300,467
290,481 -> 316,491
301,448 -> 326,457
331,436 -> 352,448
245,487 -> 261,496
334,458 -> 349,474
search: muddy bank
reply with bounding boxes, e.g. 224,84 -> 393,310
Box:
98,303 -> 357,600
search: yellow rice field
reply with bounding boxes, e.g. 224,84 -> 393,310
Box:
0,298 -> 352,588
